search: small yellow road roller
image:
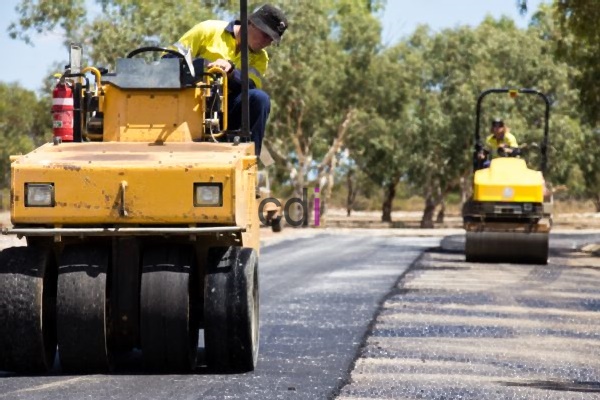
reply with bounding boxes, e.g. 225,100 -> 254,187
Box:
462,88 -> 553,264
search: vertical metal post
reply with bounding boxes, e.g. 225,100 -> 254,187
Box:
540,93 -> 550,175
70,43 -> 83,142
240,0 -> 250,136
474,88 -> 551,173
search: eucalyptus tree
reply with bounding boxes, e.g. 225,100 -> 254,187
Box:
0,83 -> 50,188
531,2 -> 600,207
263,0 -> 384,221
346,25 -> 430,222
407,25 -> 482,227
519,0 -> 600,125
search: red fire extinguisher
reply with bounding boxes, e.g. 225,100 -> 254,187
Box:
52,81 -> 74,142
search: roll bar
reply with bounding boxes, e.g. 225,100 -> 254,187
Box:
474,88 -> 550,174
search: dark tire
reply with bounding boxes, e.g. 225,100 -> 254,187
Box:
204,246 -> 259,372
109,237 -> 141,353
271,216 -> 282,233
140,244 -> 199,372
0,246 -> 57,374
57,244 -> 112,373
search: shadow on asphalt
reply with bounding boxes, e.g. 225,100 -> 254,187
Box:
439,233 -> 600,257
499,380 -> 600,393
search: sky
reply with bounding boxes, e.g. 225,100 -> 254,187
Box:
0,0 -> 543,93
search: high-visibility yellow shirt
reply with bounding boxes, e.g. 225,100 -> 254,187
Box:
172,20 -> 268,89
485,131 -> 518,158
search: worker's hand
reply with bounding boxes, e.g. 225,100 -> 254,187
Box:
207,59 -> 235,75
477,152 -> 486,160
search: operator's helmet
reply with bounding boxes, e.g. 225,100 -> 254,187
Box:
249,4 -> 288,44
491,118 -> 504,129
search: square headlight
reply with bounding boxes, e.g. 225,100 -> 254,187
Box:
194,183 -> 222,207
25,183 -> 55,207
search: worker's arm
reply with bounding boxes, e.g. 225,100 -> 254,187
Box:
483,135 -> 495,155
500,133 -> 520,156
227,52 -> 268,92
227,69 -> 257,91
506,132 -> 518,148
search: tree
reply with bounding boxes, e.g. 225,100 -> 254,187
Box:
519,0 -> 599,125
344,25 -> 432,222
264,0 -> 383,224
0,82 -> 51,187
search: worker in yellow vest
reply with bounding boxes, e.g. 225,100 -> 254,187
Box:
478,118 -> 520,167
170,4 -> 288,156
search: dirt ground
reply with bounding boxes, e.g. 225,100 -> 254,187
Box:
3,208 -> 600,251
3,209 -> 600,232
323,207 -> 600,230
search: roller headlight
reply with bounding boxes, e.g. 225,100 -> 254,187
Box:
194,183 -> 222,207
25,183 -> 55,207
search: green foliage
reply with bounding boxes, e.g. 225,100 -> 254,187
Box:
573,127 -> 600,203
9,0 -> 218,69
553,0 -> 600,126
0,82 -> 51,186
4,0 -> 598,214
83,1 -> 217,68
8,0 -> 86,45
264,0 -> 383,191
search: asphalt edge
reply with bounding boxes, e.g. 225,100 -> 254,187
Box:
326,246 -> 436,400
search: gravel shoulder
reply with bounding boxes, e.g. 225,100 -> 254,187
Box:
336,233 -> 600,399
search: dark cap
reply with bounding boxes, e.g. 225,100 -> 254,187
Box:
491,118 -> 504,128
249,4 -> 288,44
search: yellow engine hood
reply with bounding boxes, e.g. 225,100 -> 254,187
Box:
473,158 -> 544,203
10,142 -> 257,226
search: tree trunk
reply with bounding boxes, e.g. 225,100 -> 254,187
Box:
381,180 -> 398,223
460,176 -> 467,204
593,193 -> 600,212
308,190 -> 314,227
420,192 -> 436,228
436,198 -> 445,223
346,169 -> 356,217
320,152 -> 339,227
315,109 -> 356,227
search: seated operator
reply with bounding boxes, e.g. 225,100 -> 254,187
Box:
478,118 -> 520,168
164,4 -> 288,156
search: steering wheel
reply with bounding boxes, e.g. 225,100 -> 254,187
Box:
126,46 -> 184,59
498,147 -> 520,158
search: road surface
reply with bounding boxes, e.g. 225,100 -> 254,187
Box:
0,232 -> 436,399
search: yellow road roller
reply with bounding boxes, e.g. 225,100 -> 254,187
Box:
462,88 -> 552,264
0,9 -> 261,374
